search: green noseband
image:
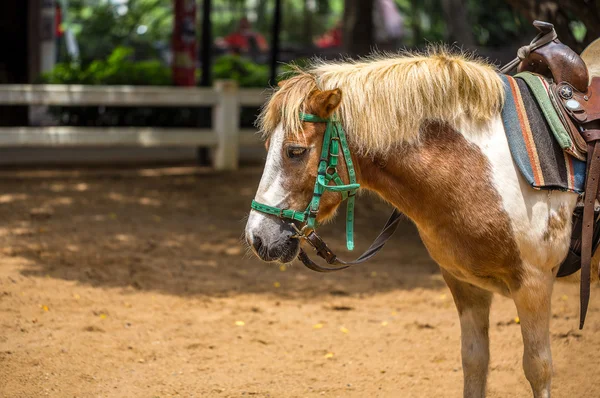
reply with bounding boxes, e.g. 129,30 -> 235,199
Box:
251,112 -> 360,250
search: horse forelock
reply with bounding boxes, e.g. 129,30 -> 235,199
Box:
257,47 -> 505,156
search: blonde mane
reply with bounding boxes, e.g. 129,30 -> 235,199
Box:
258,48 -> 505,154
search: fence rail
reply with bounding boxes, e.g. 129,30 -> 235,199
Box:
0,81 -> 269,170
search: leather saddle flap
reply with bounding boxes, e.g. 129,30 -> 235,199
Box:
556,76 -> 600,124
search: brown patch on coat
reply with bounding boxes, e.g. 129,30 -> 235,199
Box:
543,205 -> 570,242
355,122 -> 523,293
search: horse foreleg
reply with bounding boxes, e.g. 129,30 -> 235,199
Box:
512,271 -> 554,398
442,269 -> 493,398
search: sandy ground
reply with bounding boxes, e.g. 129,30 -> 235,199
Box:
1,166 -> 599,398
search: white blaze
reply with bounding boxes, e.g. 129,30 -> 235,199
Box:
246,124 -> 288,233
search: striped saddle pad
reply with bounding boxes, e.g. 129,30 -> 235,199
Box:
500,73 -> 586,194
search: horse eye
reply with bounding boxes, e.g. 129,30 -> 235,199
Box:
287,146 -> 308,159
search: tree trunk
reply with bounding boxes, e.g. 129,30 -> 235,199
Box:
343,0 -> 374,57
442,0 -> 475,48
303,0 -> 313,46
504,0 -> 600,53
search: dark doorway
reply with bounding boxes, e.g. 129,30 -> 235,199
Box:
0,0 -> 31,126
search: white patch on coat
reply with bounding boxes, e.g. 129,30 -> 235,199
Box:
463,116 -> 578,272
246,123 -> 288,236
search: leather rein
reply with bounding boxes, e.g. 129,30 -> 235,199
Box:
250,112 -> 402,272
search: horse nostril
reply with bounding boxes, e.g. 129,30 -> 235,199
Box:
252,236 -> 264,253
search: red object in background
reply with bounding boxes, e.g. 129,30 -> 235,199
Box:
55,3 -> 64,37
222,18 -> 268,53
315,24 -> 342,49
172,0 -> 197,86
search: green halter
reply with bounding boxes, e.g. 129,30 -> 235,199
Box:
250,112 -> 360,250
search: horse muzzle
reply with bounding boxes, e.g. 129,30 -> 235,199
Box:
245,212 -> 301,263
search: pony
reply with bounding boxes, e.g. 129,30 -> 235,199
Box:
245,48 -> 580,398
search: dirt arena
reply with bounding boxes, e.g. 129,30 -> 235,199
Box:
1,166 -> 599,397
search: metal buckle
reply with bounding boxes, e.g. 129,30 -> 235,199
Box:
290,222 -> 303,238
291,223 -> 312,239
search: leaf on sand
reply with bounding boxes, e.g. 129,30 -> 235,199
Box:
40,305 -> 49,312
324,352 -> 334,359
273,282 -> 281,288
339,326 -> 349,334
235,321 -> 245,326
313,323 -> 324,329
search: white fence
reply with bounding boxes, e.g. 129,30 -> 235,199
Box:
0,81 -> 269,170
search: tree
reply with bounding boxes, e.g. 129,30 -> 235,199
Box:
442,0 -> 475,47
343,0 -> 374,56
504,0 -> 600,52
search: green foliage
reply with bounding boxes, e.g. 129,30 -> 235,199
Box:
213,55 -> 269,87
468,0 -> 532,47
40,47 -> 172,86
42,47 -> 271,88
63,0 -> 172,65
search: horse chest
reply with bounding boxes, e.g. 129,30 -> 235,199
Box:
417,226 -> 516,296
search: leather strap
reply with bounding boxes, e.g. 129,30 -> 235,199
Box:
501,21 -> 557,74
580,142 -> 600,328
582,129 -> 600,142
297,209 -> 403,272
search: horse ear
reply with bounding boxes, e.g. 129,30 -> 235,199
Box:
313,89 -> 342,118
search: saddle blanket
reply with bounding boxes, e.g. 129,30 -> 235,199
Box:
500,73 -> 586,194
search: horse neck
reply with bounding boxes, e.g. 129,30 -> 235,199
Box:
353,122 -> 494,228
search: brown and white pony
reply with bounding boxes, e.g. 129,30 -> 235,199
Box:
245,50 -> 580,398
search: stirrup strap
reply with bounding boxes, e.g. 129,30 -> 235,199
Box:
297,209 -> 403,272
580,142 -> 600,328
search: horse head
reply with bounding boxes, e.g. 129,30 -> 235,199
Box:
245,85 -> 354,263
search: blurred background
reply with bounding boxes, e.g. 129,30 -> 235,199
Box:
0,0 -> 597,166
2,2 -> 600,397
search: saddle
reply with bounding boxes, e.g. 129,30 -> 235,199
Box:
503,21 -> 600,329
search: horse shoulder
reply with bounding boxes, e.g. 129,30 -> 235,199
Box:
464,117 -> 578,274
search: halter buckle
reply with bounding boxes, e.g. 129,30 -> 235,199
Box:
290,222 -> 303,238
291,223 -> 312,239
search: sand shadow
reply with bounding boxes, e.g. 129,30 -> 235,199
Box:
0,166 -> 444,299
